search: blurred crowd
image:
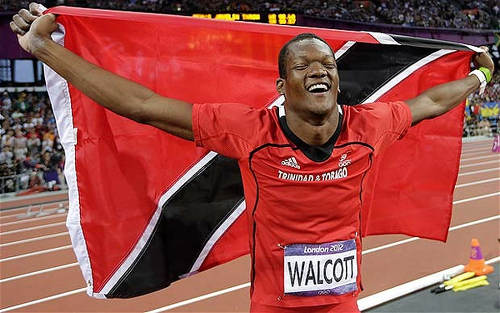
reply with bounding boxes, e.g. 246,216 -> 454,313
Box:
0,91 -> 65,193
376,0 -> 497,29
3,0 -> 499,29
464,73 -> 500,137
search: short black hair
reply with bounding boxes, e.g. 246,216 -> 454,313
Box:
278,33 -> 335,78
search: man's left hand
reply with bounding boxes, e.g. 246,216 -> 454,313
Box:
473,46 -> 494,74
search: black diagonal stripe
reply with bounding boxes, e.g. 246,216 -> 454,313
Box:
336,43 -> 437,105
107,154 -> 243,298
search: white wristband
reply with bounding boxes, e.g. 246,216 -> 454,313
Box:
469,69 -> 487,95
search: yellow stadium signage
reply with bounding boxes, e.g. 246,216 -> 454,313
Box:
192,13 -> 297,25
268,13 -> 296,25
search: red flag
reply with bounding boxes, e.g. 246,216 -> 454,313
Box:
43,6 -> 474,298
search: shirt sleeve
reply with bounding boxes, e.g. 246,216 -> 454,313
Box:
192,102 -> 257,159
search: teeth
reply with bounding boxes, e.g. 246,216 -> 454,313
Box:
308,83 -> 328,92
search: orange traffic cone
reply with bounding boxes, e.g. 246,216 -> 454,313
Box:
464,239 -> 494,275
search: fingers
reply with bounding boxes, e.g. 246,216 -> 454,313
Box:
29,2 -> 47,16
473,46 -> 495,73
11,6 -> 39,36
13,14 -> 30,32
10,21 -> 26,36
478,46 -> 489,53
19,8 -> 37,24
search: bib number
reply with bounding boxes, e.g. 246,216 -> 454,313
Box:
283,239 -> 357,296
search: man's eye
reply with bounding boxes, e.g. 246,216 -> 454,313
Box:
324,63 -> 336,69
294,65 -> 307,70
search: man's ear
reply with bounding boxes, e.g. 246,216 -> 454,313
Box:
276,78 -> 285,95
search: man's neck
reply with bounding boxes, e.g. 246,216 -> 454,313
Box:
285,108 -> 340,146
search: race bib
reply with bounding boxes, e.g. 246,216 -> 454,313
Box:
284,239 -> 357,296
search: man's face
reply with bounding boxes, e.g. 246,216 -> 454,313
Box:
278,38 -> 339,119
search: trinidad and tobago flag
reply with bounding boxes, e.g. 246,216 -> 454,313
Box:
43,6 -> 479,299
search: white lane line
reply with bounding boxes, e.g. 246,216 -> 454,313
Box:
0,221 -> 66,235
461,144 -> 491,149
461,145 -> 490,150
462,142 -> 490,147
361,215 -> 498,257
0,213 -> 67,227
460,160 -> 500,168
461,154 -> 498,162
0,232 -> 68,248
144,214 -> 499,313
455,178 -> 500,188
357,256 -> 500,311
362,215 -> 499,255
486,256 -> 500,263
458,167 -> 499,176
0,203 -> 68,219
461,148 -> 492,154
449,215 -> 499,231
463,137 -> 493,142
0,287 -> 87,313
453,192 -> 499,204
145,282 -> 251,313
0,245 -> 72,263
362,238 -> 419,255
0,209 -> 34,219
0,262 -> 78,283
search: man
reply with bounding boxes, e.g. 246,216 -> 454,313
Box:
11,3 -> 494,313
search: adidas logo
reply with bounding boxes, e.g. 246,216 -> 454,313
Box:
338,153 -> 351,167
281,157 -> 301,169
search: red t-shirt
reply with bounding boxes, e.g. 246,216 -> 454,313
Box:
192,101 -> 411,307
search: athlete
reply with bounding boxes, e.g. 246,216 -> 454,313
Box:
11,3 -> 494,313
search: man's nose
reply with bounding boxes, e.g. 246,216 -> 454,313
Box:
308,63 -> 327,78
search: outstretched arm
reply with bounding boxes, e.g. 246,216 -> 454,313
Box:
10,3 -> 194,140
406,47 -> 494,124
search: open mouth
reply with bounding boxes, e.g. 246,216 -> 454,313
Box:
306,83 -> 331,93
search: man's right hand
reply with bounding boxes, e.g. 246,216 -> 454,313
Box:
10,2 -> 57,56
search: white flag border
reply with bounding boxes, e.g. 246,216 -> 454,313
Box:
44,24 -> 102,298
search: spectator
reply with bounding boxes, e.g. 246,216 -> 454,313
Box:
2,129 -> 15,147
1,91 -> 12,112
26,127 -> 41,150
0,146 -> 14,165
13,129 -> 28,160
477,118 -> 491,136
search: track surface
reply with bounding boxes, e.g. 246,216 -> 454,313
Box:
0,138 -> 498,312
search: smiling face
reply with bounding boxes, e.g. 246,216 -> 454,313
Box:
277,38 -> 339,121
